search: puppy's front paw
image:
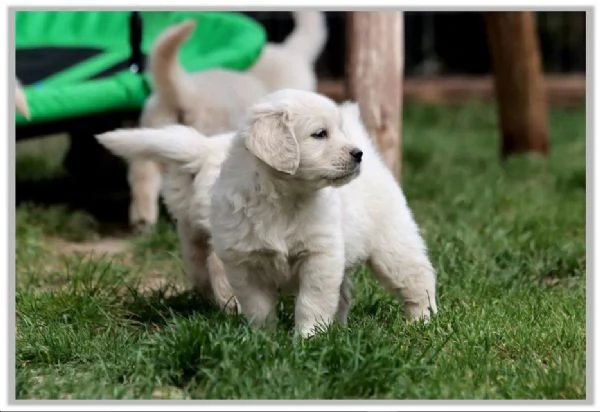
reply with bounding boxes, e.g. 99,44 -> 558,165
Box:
295,327 -> 317,339
405,299 -> 437,324
222,296 -> 242,315
295,320 -> 332,339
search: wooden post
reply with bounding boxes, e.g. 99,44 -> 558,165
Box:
484,12 -> 549,158
346,11 -> 404,180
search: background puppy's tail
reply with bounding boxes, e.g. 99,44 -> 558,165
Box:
149,19 -> 197,110
281,11 -> 328,65
15,79 -> 30,120
96,125 -> 208,168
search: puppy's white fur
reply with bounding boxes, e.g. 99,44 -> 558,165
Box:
210,90 -> 437,337
98,124 -> 237,310
97,89 -> 437,337
128,12 -> 327,232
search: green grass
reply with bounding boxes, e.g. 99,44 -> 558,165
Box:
14,102 -> 586,400
16,134 -> 69,181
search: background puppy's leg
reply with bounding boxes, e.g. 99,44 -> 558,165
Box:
295,252 -> 344,338
226,264 -> 278,330
335,272 -> 353,324
129,95 -> 178,233
367,222 -> 438,322
206,251 -> 239,314
128,159 -> 162,233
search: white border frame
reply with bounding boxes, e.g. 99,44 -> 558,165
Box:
2,2 -> 596,411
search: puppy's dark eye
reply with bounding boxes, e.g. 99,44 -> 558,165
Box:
311,129 -> 328,139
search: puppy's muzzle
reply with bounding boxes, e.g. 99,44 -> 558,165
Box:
350,148 -> 363,163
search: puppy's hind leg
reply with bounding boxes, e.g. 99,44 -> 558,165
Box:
206,251 -> 239,314
128,159 -> 162,234
178,221 -> 239,313
368,220 -> 438,322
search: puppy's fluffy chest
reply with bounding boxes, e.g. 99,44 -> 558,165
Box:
213,185 -> 339,287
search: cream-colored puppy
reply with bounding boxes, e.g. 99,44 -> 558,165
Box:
210,89 -> 437,337
97,89 -> 437,337
129,12 -> 327,233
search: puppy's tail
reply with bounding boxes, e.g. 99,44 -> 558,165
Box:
149,19 -> 197,110
15,79 -> 30,120
281,11 -> 327,65
96,125 -> 210,170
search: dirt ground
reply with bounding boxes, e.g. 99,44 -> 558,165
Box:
318,74 -> 585,106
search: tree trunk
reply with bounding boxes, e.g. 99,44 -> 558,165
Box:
484,11 -> 549,158
346,11 -> 404,180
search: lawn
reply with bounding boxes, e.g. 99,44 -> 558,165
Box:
14,102 -> 586,400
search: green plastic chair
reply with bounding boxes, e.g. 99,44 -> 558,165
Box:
15,11 -> 266,132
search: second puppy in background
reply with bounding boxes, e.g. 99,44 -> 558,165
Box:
128,11 -> 328,234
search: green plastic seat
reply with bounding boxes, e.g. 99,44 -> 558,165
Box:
15,11 -> 267,127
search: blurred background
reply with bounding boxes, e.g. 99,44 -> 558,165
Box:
15,10 -> 587,223
249,11 -> 585,105
14,11 -> 587,400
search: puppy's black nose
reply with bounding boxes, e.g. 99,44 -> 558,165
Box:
350,148 -> 363,163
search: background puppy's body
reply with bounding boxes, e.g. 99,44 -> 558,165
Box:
248,11 -> 327,92
145,19 -> 269,134
128,20 -> 267,232
129,12 -> 327,233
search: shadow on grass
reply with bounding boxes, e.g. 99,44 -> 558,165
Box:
120,285 -> 226,328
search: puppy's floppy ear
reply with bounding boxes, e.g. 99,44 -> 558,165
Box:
243,106 -> 299,175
